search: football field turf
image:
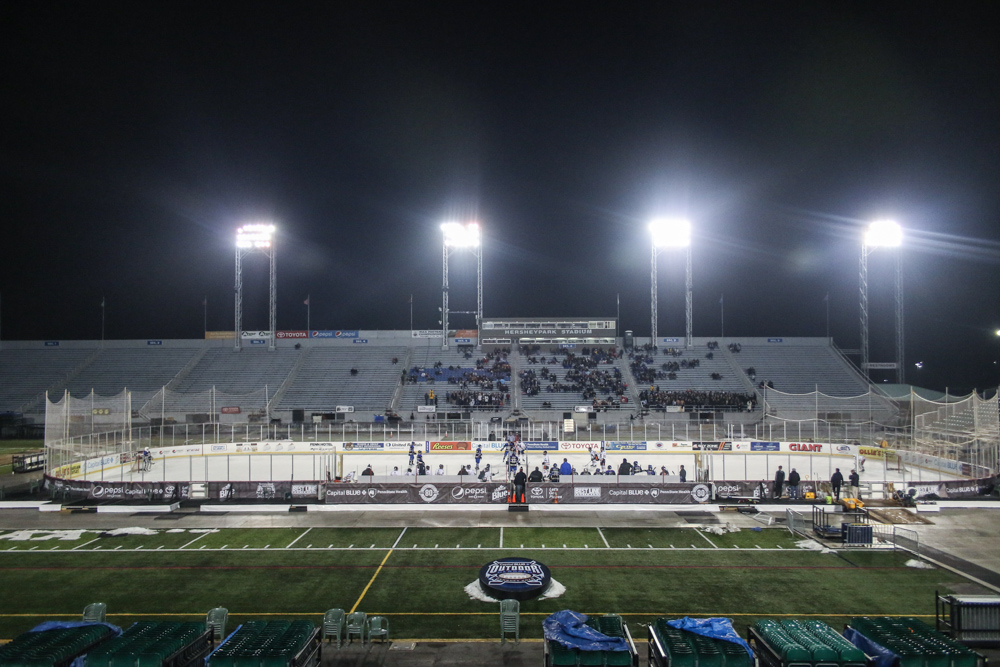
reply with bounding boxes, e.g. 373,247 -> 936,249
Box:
0,526 -> 981,640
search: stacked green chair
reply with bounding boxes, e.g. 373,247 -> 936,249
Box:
0,625 -> 114,667
849,617 -> 980,667
500,600 -> 520,644
322,609 -> 345,648
367,617 -> 389,644
345,613 -> 367,644
206,609 -> 228,643
207,621 -> 316,667
83,603 -> 108,623
85,621 -> 209,667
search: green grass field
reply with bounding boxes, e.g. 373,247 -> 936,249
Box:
0,525 -> 984,640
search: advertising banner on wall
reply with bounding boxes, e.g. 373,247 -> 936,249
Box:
343,442 -> 384,451
428,441 -> 472,451
646,441 -> 691,451
310,330 -> 359,338
321,481 -> 712,504
904,477 -> 996,499
205,331 -> 236,340
88,481 -> 190,501
557,441 -> 603,451
323,482 -> 510,504
606,441 -> 646,451
523,441 -> 557,451
693,442 -> 732,451
276,331 -> 308,339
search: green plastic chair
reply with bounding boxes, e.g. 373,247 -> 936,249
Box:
500,599 -> 519,643
322,609 -> 346,647
345,612 -> 367,644
206,607 -> 229,642
83,602 -> 107,623
367,616 -> 389,644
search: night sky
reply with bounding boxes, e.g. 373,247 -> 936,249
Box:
2,3 -> 998,393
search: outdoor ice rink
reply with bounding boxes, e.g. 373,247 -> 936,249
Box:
74,447 -> 963,486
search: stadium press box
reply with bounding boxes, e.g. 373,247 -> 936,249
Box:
544,615 -> 638,667
85,622 -> 212,667
648,620 -> 751,667
847,617 -> 985,667
207,621 -> 320,667
0,625 -> 115,667
748,620 -> 865,667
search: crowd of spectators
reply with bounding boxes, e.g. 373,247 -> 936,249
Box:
638,388 -> 756,411
445,388 -> 508,409
519,347 -> 628,406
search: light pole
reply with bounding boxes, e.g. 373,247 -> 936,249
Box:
859,220 -> 904,383
440,221 -> 482,350
649,218 -> 692,349
234,223 -> 277,352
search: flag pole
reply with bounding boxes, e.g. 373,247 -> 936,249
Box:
409,294 -> 413,334
203,296 -> 207,337
101,297 -> 105,348
824,292 -> 830,340
720,294 -> 724,338
306,294 -> 310,332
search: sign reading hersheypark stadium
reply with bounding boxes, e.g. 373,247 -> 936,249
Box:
478,557 -> 552,601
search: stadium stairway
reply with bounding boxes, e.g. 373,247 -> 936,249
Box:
163,347 -> 210,391
267,346 -> 313,412
388,348 -> 414,413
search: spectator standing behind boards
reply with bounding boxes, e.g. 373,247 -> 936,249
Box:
787,468 -> 800,499
362,464 -> 374,477
513,467 -> 528,502
390,466 -> 400,476
849,469 -> 861,499
772,466 -> 785,499
528,467 -> 544,482
435,464 -> 446,475
559,458 -> 573,475
679,465 -> 687,482
618,458 -> 633,476
831,468 -> 844,501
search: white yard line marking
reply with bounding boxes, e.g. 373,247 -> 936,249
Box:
456,544 -> 460,548
627,544 -> 632,549
222,545 -> 228,549
776,545 -> 783,549
735,545 -> 740,549
73,538 -> 101,551
369,544 -> 375,549
348,544 -> 354,549
285,527 -> 312,549
691,544 -> 697,548
136,545 -> 144,550
670,544 -> 675,549
391,528 -> 407,549
264,545 -> 270,549
648,544 -> 654,548
597,527 -> 610,548
755,545 -> 762,549
520,544 -> 524,548
29,546 -> 38,551
306,544 -> 312,549
156,546 -> 164,550
499,527 -> 504,549
694,528 -> 717,548
242,545 -> 248,549
478,544 -> 481,548
412,544 -> 417,548
585,545 -> 589,549
328,544 -> 333,549
179,532 -> 211,550
113,546 -> 122,551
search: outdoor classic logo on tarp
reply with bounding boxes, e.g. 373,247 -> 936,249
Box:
478,558 -> 552,600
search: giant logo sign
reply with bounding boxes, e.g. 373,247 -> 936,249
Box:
478,557 -> 552,601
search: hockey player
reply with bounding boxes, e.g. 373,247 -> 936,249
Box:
475,444 -> 482,472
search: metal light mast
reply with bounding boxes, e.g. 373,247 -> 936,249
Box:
649,218 -> 692,349
440,221 -> 482,350
859,220 -> 904,383
234,223 -> 277,352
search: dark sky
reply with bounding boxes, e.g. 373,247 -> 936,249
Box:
2,3 -> 999,393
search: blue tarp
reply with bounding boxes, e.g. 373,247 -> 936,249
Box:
666,617 -> 754,658
843,627 -> 898,667
27,621 -> 122,667
543,610 -> 629,652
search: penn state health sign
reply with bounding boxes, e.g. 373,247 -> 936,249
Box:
478,557 -> 552,601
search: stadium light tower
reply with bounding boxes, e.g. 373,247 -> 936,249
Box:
440,221 -> 482,350
859,220 -> 904,383
649,218 -> 693,349
234,223 -> 277,352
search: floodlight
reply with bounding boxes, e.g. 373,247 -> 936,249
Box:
649,218 -> 691,248
995,329 -> 1000,337
237,223 -> 276,249
441,221 -> 480,247
864,220 -> 902,248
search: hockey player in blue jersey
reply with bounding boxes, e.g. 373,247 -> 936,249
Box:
474,445 -> 482,472
408,442 -> 416,466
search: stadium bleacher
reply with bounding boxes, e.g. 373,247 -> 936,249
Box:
273,345 -> 409,412
398,345 -> 511,413
0,335 -> 904,425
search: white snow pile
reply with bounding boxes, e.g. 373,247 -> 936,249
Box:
188,529 -> 219,534
101,527 -> 157,537
905,559 -> 935,569
703,523 -> 741,536
0,530 -> 90,542
166,529 -> 186,533
464,578 -> 566,602
795,539 -> 837,554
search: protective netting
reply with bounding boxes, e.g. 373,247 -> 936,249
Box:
760,387 -> 900,426
135,387 -> 269,424
909,389 -> 999,475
